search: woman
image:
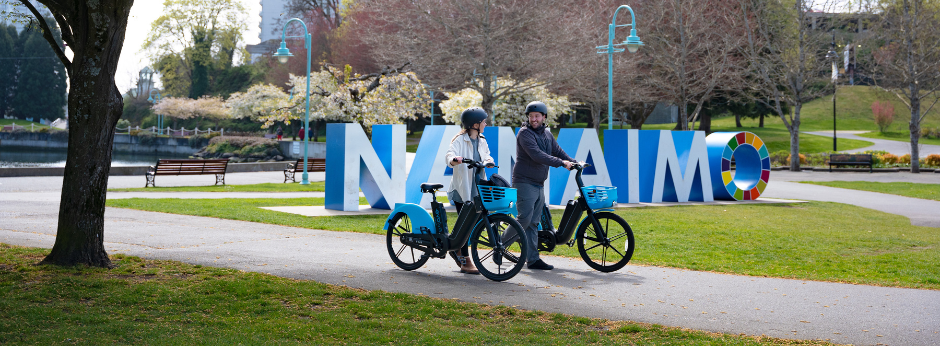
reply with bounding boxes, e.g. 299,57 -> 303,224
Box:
444,107 -> 495,274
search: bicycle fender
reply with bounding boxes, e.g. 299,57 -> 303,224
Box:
384,203 -> 436,233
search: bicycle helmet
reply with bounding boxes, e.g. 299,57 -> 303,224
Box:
524,101 -> 548,116
460,107 -> 488,130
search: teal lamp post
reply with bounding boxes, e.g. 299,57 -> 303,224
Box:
596,5 -> 644,130
273,18 -> 312,185
147,90 -> 163,135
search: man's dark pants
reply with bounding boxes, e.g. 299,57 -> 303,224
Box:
513,182 -> 544,264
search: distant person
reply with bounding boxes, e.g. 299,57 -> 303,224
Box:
276,126 -> 283,140
308,127 -> 314,141
298,127 -> 305,141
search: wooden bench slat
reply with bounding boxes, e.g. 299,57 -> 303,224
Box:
146,158 -> 230,187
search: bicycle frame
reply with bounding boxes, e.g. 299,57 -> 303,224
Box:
549,163 -> 615,247
383,160 -> 508,259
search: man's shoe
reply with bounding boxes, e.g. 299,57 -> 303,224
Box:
528,260 -> 553,270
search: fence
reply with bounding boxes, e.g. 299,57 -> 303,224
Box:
114,126 -> 225,137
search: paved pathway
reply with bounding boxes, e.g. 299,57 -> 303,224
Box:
2,171 -> 939,345
805,130 -> 940,156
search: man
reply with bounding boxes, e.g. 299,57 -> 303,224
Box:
512,101 -> 574,270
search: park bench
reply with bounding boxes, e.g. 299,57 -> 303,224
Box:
145,159 -> 229,187
828,153 -> 873,173
284,158 -> 325,183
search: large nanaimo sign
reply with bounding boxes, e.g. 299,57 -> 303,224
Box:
325,124 -> 770,211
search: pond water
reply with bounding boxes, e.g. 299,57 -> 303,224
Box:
0,147 -> 192,168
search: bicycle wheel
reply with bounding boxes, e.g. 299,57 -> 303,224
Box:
576,212 -> 634,272
470,213 -> 528,281
386,213 -> 429,271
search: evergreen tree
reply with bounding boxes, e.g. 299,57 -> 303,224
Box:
11,22 -> 66,121
0,24 -> 17,118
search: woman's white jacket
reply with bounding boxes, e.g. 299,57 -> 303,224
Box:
444,132 -> 495,202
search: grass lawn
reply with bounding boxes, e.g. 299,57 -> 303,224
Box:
798,181 -> 940,201
0,245 -> 825,345
109,182 -> 326,193
855,130 -> 940,147
106,198 -> 940,290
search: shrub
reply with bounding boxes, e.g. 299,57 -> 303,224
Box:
871,101 -> 894,133
899,154 -> 911,164
924,154 -> 940,167
129,130 -> 141,136
205,136 -> 281,158
881,153 -> 899,165
116,119 -> 131,129
38,127 -> 49,133
769,151 -> 789,166
190,132 -> 221,149
787,153 -> 807,165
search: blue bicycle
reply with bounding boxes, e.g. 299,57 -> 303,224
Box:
383,159 -> 529,281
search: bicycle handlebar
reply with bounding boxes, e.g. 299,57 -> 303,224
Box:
569,161 -> 591,171
460,158 -> 497,169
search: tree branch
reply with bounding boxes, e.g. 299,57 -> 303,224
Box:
19,0 -> 71,74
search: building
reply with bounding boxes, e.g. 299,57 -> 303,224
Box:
246,0 -> 290,62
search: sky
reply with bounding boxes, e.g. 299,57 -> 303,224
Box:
115,0 -> 262,94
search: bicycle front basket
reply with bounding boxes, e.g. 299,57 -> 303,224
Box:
581,185 -> 617,209
477,185 -> 516,212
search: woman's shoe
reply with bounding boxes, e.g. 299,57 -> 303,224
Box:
456,255 -> 479,274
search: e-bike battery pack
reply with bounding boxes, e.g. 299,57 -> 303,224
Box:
448,201 -> 479,249
555,199 -> 584,244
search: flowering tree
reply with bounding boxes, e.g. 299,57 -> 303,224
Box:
872,101 -> 895,133
252,65 -> 429,136
152,96 -> 228,128
226,84 -> 294,127
440,78 -> 575,128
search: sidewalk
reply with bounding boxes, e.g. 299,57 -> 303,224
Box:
2,171 -> 939,345
805,130 -> 940,156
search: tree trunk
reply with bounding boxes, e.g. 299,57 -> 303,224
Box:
910,98 -> 921,173
698,111 -> 712,133
759,113 -> 765,128
735,112 -> 742,127
789,105 -> 802,171
38,0 -> 135,268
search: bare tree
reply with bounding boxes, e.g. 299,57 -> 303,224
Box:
14,0 -> 134,267
643,0 -> 749,131
737,0 -> 832,171
552,1 -> 659,131
869,0 -> 940,173
351,0 -> 577,122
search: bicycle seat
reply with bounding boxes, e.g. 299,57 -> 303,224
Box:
421,183 -> 444,193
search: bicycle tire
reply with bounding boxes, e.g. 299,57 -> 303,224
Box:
470,213 -> 528,281
386,212 -> 429,271
576,212 -> 634,272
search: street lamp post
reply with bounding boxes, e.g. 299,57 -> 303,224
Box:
273,18 -> 313,185
825,31 -> 840,152
596,5 -> 644,131
147,90 -> 163,135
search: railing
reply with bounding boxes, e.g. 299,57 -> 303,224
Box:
114,126 -> 225,137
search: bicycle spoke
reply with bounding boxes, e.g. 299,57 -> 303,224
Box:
479,249 -> 494,262
607,244 -> 625,258
584,241 -> 603,252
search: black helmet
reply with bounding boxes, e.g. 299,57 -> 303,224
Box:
524,101 -> 548,116
460,107 -> 488,130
